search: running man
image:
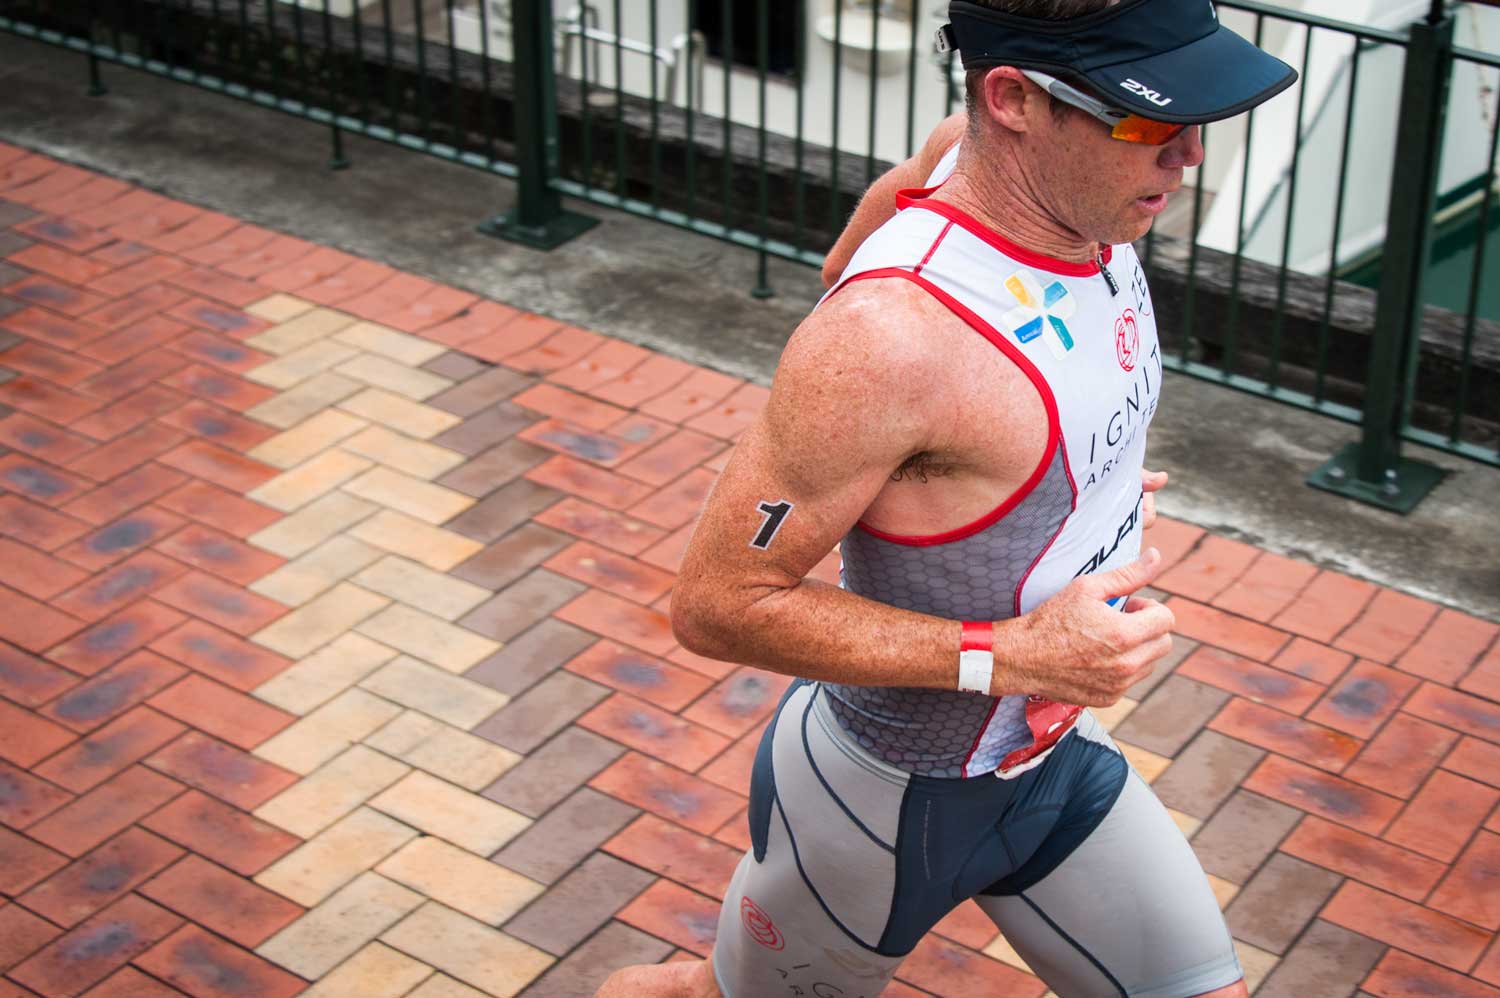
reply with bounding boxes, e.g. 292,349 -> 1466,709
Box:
600,1 -> 1295,995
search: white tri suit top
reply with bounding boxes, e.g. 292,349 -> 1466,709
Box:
820,145 -> 1163,779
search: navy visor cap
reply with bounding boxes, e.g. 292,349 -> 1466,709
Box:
942,0 -> 1298,124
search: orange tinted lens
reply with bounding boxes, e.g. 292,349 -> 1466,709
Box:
1110,117 -> 1187,145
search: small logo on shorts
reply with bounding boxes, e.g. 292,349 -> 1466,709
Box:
741,897 -> 785,951
1115,309 -> 1140,372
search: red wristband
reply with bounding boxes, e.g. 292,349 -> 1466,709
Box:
958,622 -> 994,693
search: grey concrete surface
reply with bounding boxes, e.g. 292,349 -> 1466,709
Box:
3,33 -> 1497,619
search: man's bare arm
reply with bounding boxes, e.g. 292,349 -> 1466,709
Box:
672,281 -> 1175,706
821,113 -> 968,288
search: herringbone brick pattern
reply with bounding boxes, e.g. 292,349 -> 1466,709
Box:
1,141 -> 1498,998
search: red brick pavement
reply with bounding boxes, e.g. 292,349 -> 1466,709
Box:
0,141 -> 1498,997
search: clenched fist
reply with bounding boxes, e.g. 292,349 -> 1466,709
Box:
992,548 -> 1175,706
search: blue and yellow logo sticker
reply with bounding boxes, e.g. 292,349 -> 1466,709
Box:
1003,270 -> 1075,361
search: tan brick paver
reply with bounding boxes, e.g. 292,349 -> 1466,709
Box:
2,143 -> 1499,997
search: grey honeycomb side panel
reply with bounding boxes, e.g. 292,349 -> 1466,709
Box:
825,451 -> 1074,777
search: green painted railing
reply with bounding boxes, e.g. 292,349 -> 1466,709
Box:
1,0 -> 1497,509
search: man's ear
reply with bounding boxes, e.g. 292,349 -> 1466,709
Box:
980,67 -> 1033,134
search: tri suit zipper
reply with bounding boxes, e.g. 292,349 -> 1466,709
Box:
1098,251 -> 1120,297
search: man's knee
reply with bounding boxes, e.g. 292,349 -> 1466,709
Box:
1194,981 -> 1249,998
595,956 -> 721,998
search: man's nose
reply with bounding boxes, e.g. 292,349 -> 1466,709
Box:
1159,125 -> 1205,170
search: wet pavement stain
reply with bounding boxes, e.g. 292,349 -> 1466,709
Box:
14,282 -> 77,307
1329,678 -> 1390,718
53,674 -> 143,723
61,920 -> 136,961
610,660 -> 666,688
175,935 -> 253,993
182,634 -> 248,668
89,520 -> 155,554
625,712 -> 669,738
719,676 -> 770,716
83,862 -> 134,894
649,787 -> 701,818
538,427 -> 621,462
82,620 -> 138,653
1287,777 -> 1367,819
92,566 -> 164,603
5,464 -> 69,498
191,414 -> 233,438
190,307 -> 250,333
188,537 -> 240,563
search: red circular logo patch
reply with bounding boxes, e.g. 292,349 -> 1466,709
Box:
741,897 -> 784,951
1115,310 -> 1140,372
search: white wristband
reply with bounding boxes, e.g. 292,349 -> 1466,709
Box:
958,649 -> 994,694
958,621 -> 995,694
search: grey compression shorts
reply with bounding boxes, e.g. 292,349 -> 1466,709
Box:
712,682 -> 1242,998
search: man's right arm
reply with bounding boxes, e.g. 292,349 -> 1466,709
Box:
821,113 -> 967,288
671,282 -> 1175,706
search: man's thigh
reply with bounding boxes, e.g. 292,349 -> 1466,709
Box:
712,682 -> 910,997
976,767 -> 1242,998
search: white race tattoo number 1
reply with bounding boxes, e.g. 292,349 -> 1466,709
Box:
750,500 -> 794,550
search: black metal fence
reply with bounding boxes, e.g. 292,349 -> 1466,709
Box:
2,0 -> 1497,510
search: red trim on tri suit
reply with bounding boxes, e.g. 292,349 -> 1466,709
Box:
893,188 -> 1114,276
1012,430 -> 1080,618
821,268 -> 1061,548
912,221 -> 954,277
962,699 -> 1002,778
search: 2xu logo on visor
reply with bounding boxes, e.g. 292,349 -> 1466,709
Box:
1121,79 -> 1172,107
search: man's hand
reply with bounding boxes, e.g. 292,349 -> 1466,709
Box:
1141,468 -> 1168,529
996,548 -> 1175,706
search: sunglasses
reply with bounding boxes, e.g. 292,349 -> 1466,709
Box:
1021,71 -> 1188,146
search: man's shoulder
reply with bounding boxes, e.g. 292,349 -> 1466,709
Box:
793,277 -> 963,379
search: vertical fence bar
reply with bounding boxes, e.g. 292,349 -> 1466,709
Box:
865,10 -> 880,187
111,0 -> 124,59
720,0 -> 734,228
479,0 -> 597,247
267,0 -> 284,101
445,0 -> 462,148
1268,25 -> 1314,389
1450,69 -> 1500,444
752,0 -> 772,298
412,0 -> 431,143
944,48 -> 957,114
904,0 -> 919,159
323,0 -> 350,169
210,0 -> 224,75
1308,2 -> 1453,511
828,3 -> 844,237
1222,14 -> 1264,382
1180,124 -> 1209,363
85,0 -> 106,94
614,0 -> 626,198
236,0 -> 251,93
380,0 -> 398,129
292,0 -> 309,105
792,8 -> 806,255
478,0 -> 496,165
648,0 -> 661,210
575,3 -> 593,191
685,2 -> 699,216
1316,37 -> 1363,406
351,0 -> 370,122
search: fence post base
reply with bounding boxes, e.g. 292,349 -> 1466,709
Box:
1307,443 -> 1445,514
478,210 -> 598,251
1309,5 -> 1454,513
